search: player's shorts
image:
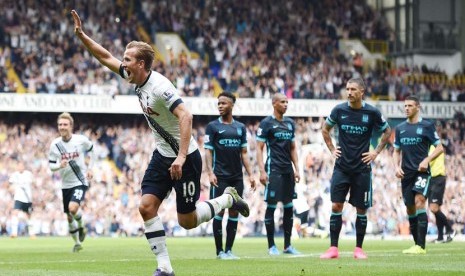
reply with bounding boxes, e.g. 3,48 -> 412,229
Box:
210,178 -> 244,199
14,200 -> 32,214
141,149 -> 202,214
330,168 -> 372,209
401,172 -> 431,206
427,175 -> 446,205
62,185 -> 88,213
264,172 -> 295,205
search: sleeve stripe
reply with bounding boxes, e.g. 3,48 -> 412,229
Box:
326,117 -> 336,127
379,122 -> 389,131
118,64 -> 126,78
86,145 -> 93,152
169,98 -> 183,113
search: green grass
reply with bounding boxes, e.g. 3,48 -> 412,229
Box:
0,236 -> 463,275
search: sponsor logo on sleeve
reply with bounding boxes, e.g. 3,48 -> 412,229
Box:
162,90 -> 174,101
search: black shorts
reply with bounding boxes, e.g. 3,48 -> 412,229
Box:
141,149 -> 202,214
14,200 -> 32,214
264,172 -> 295,205
210,178 -> 244,199
427,175 -> 446,205
62,185 -> 88,213
401,172 -> 430,206
330,168 -> 372,209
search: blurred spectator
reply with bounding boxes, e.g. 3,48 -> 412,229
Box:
1,114 -> 464,238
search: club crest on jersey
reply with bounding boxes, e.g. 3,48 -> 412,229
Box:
162,90 -> 174,101
362,114 -> 369,123
237,128 -> 242,136
416,128 -> 423,135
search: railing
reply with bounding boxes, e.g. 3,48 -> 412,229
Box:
362,40 -> 389,54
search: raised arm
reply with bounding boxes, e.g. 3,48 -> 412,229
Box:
71,10 -> 121,73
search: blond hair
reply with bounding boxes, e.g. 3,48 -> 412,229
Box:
57,112 -> 74,126
126,41 -> 155,71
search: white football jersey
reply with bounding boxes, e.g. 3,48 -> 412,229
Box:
121,67 -> 198,157
9,170 -> 33,203
48,134 -> 93,189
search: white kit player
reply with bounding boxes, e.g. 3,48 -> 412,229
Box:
9,162 -> 34,238
72,10 -> 249,276
48,112 -> 94,252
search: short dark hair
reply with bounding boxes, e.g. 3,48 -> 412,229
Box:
347,77 -> 367,91
405,95 -> 420,105
218,92 -> 236,103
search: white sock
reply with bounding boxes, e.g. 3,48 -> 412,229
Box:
145,217 -> 172,273
195,194 -> 233,226
10,216 -> 19,236
73,211 -> 83,228
27,219 -> 35,236
69,220 -> 80,244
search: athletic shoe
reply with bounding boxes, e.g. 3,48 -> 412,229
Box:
78,227 -> 87,243
320,246 -> 339,259
402,245 -> 426,254
283,245 -> 301,255
353,247 -> 368,259
153,269 -> 175,276
224,187 -> 249,217
444,230 -> 456,243
217,251 -> 230,260
225,250 -> 240,259
268,245 -> 280,256
429,238 -> 445,243
72,244 -> 83,253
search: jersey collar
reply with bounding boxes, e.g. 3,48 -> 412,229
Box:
135,70 -> 152,92
346,101 -> 366,108
218,117 -> 235,124
405,117 -> 423,123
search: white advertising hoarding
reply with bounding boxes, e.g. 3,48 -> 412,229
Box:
0,94 -> 464,119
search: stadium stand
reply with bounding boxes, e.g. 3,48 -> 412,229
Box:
1,0 -> 464,100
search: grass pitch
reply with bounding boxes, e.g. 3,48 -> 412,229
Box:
1,236 -> 463,275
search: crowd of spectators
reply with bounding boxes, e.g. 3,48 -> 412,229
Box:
1,113 -> 464,239
1,0 -> 464,101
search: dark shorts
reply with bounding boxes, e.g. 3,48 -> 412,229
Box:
210,178 -> 244,199
330,168 -> 372,209
141,149 -> 202,214
401,172 -> 431,206
14,200 -> 32,214
427,175 -> 446,205
62,185 -> 88,213
264,172 -> 295,205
